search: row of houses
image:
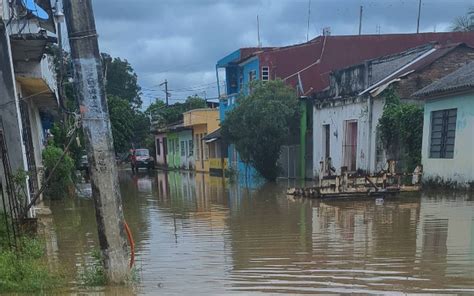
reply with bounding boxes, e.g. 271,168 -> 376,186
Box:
153,31 -> 474,188
0,1 -> 61,215
153,108 -> 227,176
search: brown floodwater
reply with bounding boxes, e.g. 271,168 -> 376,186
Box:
43,170 -> 474,295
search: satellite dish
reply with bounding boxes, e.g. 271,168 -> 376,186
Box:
22,0 -> 49,20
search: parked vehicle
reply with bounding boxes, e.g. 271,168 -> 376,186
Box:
131,148 -> 154,172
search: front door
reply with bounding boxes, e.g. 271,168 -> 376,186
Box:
343,121 -> 358,171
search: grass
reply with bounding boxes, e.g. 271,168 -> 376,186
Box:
0,234 -> 62,293
80,249 -> 107,286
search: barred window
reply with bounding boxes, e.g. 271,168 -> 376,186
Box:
430,108 -> 457,159
261,66 -> 269,81
181,141 -> 185,156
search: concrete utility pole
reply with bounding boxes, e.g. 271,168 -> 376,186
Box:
62,0 -> 129,283
358,6 -> 363,35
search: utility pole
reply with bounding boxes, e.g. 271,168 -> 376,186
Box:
62,0 -> 129,283
306,0 -> 311,42
160,79 -> 169,106
358,5 -> 363,35
416,0 -> 422,33
257,15 -> 261,48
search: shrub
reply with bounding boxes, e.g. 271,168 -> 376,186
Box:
42,145 -> 75,199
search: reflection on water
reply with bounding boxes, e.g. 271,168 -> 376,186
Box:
46,170 -> 474,295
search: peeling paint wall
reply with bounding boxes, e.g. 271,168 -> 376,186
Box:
421,93 -> 474,186
312,97 -> 385,176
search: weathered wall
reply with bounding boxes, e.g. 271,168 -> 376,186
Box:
421,93 -> 474,186
193,124 -> 209,172
312,96 -> 385,176
396,46 -> 474,99
154,133 -> 167,167
0,24 -> 30,210
166,132 -> 180,169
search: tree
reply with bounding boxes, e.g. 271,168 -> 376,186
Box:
147,96 -> 207,127
221,80 -> 299,181
377,88 -> 423,172
102,53 -> 142,109
107,95 -> 135,153
452,7 -> 474,32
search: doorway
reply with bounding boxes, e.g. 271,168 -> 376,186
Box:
343,120 -> 358,171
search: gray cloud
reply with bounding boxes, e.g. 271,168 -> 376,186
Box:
91,0 -> 472,106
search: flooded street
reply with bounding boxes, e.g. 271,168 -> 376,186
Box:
46,170 -> 474,295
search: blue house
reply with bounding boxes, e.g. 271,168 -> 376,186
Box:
216,48 -> 268,181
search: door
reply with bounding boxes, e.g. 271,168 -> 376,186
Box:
343,121 -> 358,171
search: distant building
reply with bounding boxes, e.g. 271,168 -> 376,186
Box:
183,108 -> 220,173
312,42 -> 474,176
413,61 -> 474,188
216,32 -> 474,180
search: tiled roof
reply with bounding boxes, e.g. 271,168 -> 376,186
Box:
412,61 -> 474,97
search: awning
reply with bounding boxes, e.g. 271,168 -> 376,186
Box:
203,128 -> 221,143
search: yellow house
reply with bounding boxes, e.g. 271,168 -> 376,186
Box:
183,108 -> 219,172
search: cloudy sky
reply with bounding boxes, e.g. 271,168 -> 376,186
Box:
90,0 -> 472,107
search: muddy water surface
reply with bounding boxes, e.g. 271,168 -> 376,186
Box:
46,171 -> 474,295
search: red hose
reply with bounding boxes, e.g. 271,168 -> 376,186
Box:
123,221 -> 135,268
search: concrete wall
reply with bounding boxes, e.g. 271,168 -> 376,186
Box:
0,23 -> 31,211
178,130 -> 193,170
421,93 -> 474,186
313,96 -> 385,176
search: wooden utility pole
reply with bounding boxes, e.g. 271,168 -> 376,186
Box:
62,0 -> 130,283
160,79 -> 169,105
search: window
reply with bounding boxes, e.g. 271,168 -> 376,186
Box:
156,139 -> 161,156
261,66 -> 269,81
188,139 -> 193,156
430,108 -> 457,159
181,141 -> 185,156
175,139 -> 179,153
323,124 -> 330,159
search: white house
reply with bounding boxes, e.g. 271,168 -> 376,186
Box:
413,61 -> 474,188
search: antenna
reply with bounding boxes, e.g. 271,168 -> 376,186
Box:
358,5 -> 363,35
257,15 -> 262,47
306,0 -> 312,41
416,0 -> 422,33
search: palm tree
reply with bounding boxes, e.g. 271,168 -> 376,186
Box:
452,7 -> 474,32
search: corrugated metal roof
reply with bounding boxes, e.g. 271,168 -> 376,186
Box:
413,61 -> 474,98
257,32 -> 474,95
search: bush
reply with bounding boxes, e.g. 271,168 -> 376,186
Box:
0,236 -> 62,293
42,145 -> 75,199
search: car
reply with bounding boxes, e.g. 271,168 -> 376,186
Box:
131,148 -> 154,172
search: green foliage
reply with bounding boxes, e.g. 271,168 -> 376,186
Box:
147,95 -> 207,127
80,249 -> 107,286
221,80 -> 299,181
102,53 -> 142,109
378,88 -> 423,172
50,122 -> 84,167
108,95 -> 135,152
452,7 -> 474,32
0,236 -> 62,293
42,146 -> 75,199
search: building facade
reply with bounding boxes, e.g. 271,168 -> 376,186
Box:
0,0 -> 59,215
312,43 -> 474,177
183,108 -> 219,173
414,62 -> 474,188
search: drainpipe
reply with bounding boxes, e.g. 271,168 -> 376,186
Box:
364,61 -> 374,173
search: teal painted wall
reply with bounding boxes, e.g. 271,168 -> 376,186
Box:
421,92 -> 474,186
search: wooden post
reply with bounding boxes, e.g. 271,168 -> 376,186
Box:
62,0 -> 129,283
